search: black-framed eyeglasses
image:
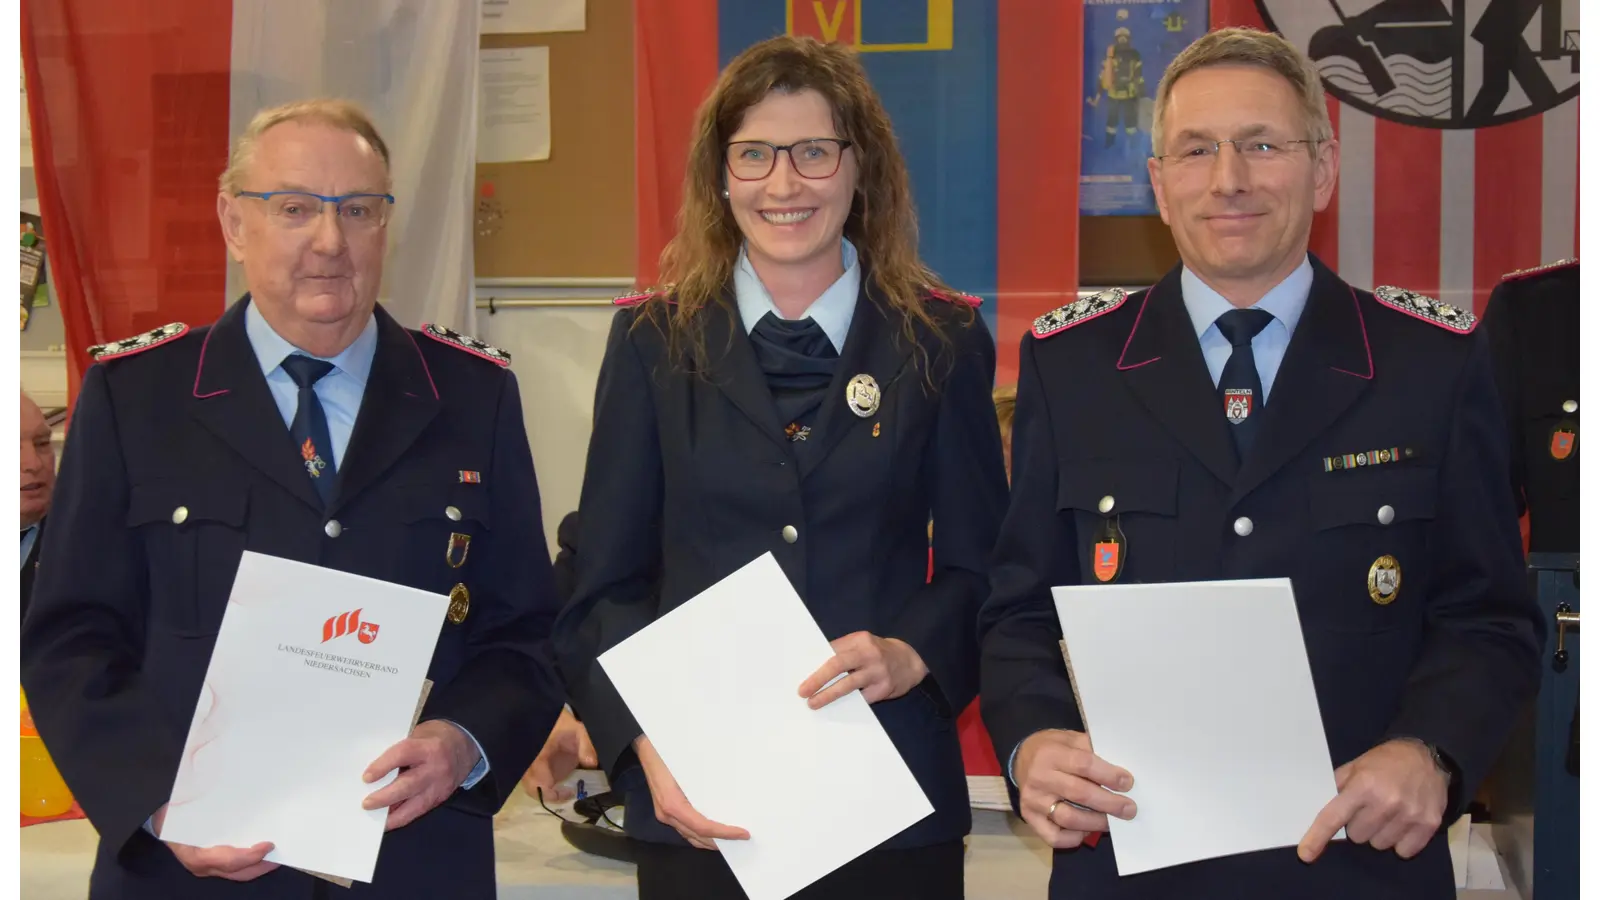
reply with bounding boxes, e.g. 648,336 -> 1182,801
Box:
724,139 -> 853,181
1154,138 -> 1318,169
235,190 -> 396,229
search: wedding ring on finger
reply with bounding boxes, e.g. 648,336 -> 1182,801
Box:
1049,798 -> 1095,821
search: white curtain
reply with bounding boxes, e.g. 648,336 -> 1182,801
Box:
228,0 -> 479,332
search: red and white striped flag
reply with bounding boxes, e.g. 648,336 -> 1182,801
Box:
23,0 -> 480,400
1224,0 -> 1579,313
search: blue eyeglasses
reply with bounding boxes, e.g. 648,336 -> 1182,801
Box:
235,191 -> 396,229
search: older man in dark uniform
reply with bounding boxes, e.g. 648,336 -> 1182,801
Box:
20,99 -> 564,899
979,27 -> 1543,900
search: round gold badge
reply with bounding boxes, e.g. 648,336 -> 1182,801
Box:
845,373 -> 881,418
1367,555 -> 1401,605
447,583 -> 471,624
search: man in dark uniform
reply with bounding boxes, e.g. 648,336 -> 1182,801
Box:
1482,258 -> 1579,553
20,390 -> 53,624
20,99 -> 564,899
979,27 -> 1543,900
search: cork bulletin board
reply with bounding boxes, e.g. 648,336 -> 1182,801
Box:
474,0 -> 636,279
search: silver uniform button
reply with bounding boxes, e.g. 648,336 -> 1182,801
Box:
1233,517 -> 1254,537
325,519 -> 343,538
445,506 -> 463,522
1377,504 -> 1395,525
1098,495 -> 1115,515
171,506 -> 189,525
781,525 -> 799,544
1563,399 -> 1578,414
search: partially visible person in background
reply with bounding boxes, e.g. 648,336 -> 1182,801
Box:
524,509 -> 600,803
20,390 -> 54,624
1481,258 -> 1580,783
992,384 -> 1016,481
953,385 -> 1018,793
1482,258 -> 1579,554
551,509 -> 582,602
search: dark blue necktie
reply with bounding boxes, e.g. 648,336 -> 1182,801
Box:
281,355 -> 338,506
1215,309 -> 1274,460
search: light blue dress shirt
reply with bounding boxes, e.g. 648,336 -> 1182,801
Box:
1181,255 -> 1313,402
244,304 -> 489,783
21,523 -> 40,569
733,238 -> 861,351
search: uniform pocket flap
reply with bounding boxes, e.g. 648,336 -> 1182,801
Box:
1057,459 -> 1179,517
127,480 -> 248,528
1310,467 -> 1438,530
400,489 -> 491,528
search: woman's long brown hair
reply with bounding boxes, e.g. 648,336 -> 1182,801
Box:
642,35 -> 972,371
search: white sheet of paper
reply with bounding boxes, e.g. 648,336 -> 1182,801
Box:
599,553 -> 934,900
477,47 -> 552,163
1053,578 -> 1340,876
160,552 -> 449,883
481,0 -> 585,34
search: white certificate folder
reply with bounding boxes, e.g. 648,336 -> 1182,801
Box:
160,552 -> 449,883
1053,578 -> 1341,876
599,553 -> 934,900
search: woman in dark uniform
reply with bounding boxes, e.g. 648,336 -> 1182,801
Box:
552,34 -> 1008,900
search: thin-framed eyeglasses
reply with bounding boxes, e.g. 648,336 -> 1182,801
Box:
235,190 -> 396,229
724,138 -> 853,181
1154,138 -> 1318,169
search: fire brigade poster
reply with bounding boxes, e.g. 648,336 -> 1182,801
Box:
1080,0 -> 1207,216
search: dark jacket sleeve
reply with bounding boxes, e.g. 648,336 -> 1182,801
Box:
552,309 -> 665,774
1479,286 -> 1526,516
887,313 -> 1008,715
425,370 -> 566,815
1383,331 -> 1545,811
978,333 -> 1085,778
20,364 -> 180,860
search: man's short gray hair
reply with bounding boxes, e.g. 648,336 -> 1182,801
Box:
1151,27 -> 1335,155
218,98 -> 392,195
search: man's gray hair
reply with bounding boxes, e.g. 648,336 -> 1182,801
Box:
218,98 -> 392,194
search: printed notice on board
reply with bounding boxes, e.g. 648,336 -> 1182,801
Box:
481,0 -> 585,34
478,47 -> 552,163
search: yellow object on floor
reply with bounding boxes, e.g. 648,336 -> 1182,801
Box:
20,687 -> 74,818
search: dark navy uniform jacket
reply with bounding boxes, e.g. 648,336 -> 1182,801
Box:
979,257 -> 1544,900
553,279 -> 1009,849
1482,258 -> 1579,553
20,298 -> 565,899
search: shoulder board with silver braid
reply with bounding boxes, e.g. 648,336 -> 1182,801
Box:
421,324 -> 512,366
1032,288 -> 1127,338
1500,258 -> 1577,283
88,323 -> 190,361
1372,286 -> 1477,334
